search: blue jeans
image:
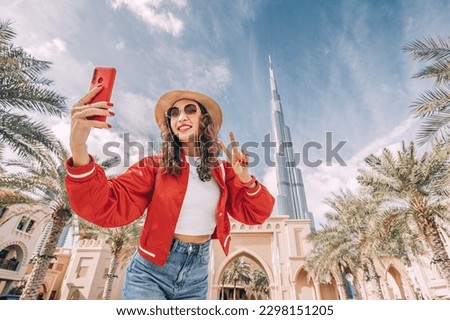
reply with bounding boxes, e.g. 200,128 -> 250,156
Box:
122,239 -> 210,300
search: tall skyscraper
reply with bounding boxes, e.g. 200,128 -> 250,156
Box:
269,57 -> 315,230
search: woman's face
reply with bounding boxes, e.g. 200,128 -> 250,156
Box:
168,99 -> 202,143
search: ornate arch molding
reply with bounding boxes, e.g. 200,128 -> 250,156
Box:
293,266 -> 316,284
0,240 -> 29,262
214,248 -> 275,286
384,262 -> 409,280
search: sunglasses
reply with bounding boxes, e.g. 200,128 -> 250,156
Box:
167,104 -> 198,119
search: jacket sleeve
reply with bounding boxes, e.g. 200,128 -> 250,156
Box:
65,155 -> 158,228
223,161 -> 275,225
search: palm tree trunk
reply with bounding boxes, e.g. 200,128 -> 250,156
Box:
414,204 -> 450,286
102,253 -> 120,300
354,274 -> 363,300
20,210 -> 69,300
233,279 -> 237,300
220,280 -> 225,300
424,220 -> 450,286
366,259 -> 384,300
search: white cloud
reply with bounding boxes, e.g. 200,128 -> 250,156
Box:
109,0 -> 185,36
112,90 -> 159,141
348,115 -> 418,164
115,40 -> 125,50
162,53 -> 232,96
50,119 -> 128,176
25,38 -> 66,60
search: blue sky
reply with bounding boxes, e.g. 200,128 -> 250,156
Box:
2,0 -> 450,226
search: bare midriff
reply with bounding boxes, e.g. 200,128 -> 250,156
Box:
174,234 -> 211,244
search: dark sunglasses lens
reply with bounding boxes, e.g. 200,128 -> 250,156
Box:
168,107 -> 179,118
185,104 -> 197,115
168,104 -> 197,118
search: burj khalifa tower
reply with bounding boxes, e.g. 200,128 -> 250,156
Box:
269,57 -> 315,230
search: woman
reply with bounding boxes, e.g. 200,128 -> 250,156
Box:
65,86 -> 275,300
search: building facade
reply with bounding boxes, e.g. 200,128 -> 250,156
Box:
0,204 -> 50,296
48,216 -> 450,300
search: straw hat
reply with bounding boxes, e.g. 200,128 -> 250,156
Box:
154,89 -> 223,131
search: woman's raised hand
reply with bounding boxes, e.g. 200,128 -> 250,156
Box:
69,85 -> 115,166
219,132 -> 255,187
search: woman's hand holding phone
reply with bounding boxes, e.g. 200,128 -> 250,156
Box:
69,67 -> 116,167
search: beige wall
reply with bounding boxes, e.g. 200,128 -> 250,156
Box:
21,248 -> 71,299
209,216 -> 322,300
60,239 -> 112,300
0,204 -> 50,295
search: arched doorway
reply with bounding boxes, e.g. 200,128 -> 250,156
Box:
318,276 -> 339,300
295,269 -> 316,299
0,243 -> 26,272
217,252 -> 272,300
386,266 -> 406,299
68,288 -> 86,300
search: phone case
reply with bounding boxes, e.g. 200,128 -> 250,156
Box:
88,67 -> 116,122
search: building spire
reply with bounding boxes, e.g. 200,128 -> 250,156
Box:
269,55 -> 281,111
268,57 -> 315,229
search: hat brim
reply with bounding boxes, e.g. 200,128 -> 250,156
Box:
154,90 -> 223,132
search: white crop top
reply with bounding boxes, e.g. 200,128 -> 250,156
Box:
174,156 -> 221,235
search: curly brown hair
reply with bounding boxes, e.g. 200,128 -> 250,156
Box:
159,103 -> 220,181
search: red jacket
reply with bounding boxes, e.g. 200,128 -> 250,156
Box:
65,154 -> 275,266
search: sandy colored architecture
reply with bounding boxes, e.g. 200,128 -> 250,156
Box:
1,204 -> 449,299
208,216 -> 449,300
41,215 -> 448,300
0,204 -> 50,296
59,238 -> 124,300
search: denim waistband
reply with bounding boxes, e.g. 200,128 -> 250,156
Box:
170,238 -> 210,256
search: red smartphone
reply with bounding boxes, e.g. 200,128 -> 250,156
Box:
88,67 -> 116,121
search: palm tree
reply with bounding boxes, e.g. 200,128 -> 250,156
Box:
370,203 -> 427,299
307,190 -> 386,299
307,226 -> 362,300
0,20 -> 66,162
402,36 -> 450,145
0,140 -> 117,300
221,256 -> 251,300
78,218 -> 142,300
357,141 -> 450,287
219,268 -> 230,300
245,268 -> 270,299
0,141 -> 71,299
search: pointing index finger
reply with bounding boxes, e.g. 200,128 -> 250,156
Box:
230,132 -> 239,155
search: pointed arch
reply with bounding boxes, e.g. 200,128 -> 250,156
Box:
214,248 -> 274,299
385,265 -> 407,299
294,267 -> 316,299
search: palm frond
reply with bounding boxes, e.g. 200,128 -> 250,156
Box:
100,156 -> 121,170
413,59 -> 450,85
415,109 -> 450,146
0,21 -> 66,118
0,190 -> 36,208
0,110 -> 64,161
410,88 -> 450,119
402,36 -> 450,62
0,20 -> 15,46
